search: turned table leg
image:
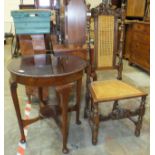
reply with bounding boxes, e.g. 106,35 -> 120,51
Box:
57,85 -> 72,154
76,78 -> 82,124
10,79 -> 26,143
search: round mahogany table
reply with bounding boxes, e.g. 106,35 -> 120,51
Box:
8,54 -> 87,153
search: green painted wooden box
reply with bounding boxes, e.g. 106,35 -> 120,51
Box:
11,9 -> 51,34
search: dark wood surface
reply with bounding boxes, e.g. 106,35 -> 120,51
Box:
126,0 -> 146,18
127,22 -> 150,72
53,44 -> 88,60
124,22 -> 133,59
8,54 -> 87,79
19,4 -> 35,9
63,0 -> 87,45
53,0 -> 88,62
111,0 -> 122,8
8,54 -> 87,153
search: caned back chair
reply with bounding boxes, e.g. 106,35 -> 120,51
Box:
84,2 -> 123,117
84,1 -> 148,145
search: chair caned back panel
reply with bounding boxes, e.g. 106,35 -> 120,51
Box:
94,15 -> 118,69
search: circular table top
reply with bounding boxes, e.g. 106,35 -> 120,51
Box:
8,54 -> 87,78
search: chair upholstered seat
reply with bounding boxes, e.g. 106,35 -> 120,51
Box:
89,80 -> 147,103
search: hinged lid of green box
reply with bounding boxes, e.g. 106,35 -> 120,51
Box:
11,9 -> 52,34
11,9 -> 51,18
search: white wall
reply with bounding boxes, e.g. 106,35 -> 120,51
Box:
86,0 -> 102,8
4,0 -> 34,33
4,0 -> 18,33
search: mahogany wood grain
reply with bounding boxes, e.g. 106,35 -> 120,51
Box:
63,0 -> 87,46
126,0 -> 146,17
128,22 -> 150,72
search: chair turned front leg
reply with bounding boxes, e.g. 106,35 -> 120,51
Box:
112,100 -> 118,111
135,96 -> 146,137
84,92 -> 90,119
92,103 -> 99,145
84,74 -> 91,119
117,60 -> 123,80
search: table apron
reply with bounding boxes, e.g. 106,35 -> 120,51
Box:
10,70 -> 84,87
